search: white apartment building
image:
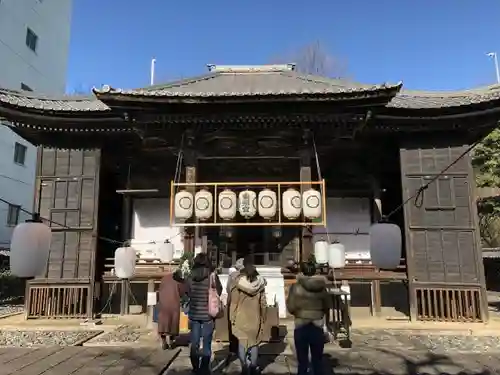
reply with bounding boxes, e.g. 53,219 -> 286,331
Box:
0,0 -> 72,246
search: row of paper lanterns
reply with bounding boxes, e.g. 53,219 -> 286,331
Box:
9,220 -> 402,279
174,188 -> 322,221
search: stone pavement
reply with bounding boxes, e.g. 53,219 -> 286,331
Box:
0,345 -> 499,375
166,349 -> 500,375
0,346 -> 181,375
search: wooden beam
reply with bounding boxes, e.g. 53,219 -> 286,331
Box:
300,130 -> 313,262
184,131 -> 196,254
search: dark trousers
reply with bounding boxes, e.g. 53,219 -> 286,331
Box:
294,323 -> 325,375
229,330 -> 239,353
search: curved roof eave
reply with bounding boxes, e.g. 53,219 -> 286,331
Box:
92,71 -> 403,100
0,87 -> 110,113
387,84 -> 500,110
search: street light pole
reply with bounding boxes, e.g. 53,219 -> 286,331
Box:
150,58 -> 156,86
487,52 -> 500,84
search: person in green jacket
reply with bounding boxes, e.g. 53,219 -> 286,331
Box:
286,262 -> 331,375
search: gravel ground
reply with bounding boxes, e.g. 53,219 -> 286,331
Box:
92,325 -> 147,343
0,304 -> 24,316
350,329 -> 500,353
0,330 -> 100,347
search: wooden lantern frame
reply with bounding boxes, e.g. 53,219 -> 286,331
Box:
169,180 -> 327,227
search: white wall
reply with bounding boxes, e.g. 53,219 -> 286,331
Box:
0,0 -> 72,93
131,198 -> 184,259
313,197 -> 372,260
131,197 -> 372,261
0,0 -> 72,247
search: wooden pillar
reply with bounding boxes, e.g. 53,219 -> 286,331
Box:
120,280 -> 129,315
147,279 -> 155,329
184,132 -> 196,255
300,130 -> 313,262
370,177 -> 382,317
119,173 -> 133,316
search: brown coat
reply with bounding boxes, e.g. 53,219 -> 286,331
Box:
229,274 -> 267,350
157,272 -> 186,335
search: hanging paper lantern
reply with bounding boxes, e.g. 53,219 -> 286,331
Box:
218,190 -> 237,220
194,189 -> 213,220
158,241 -> 174,263
258,189 -> 277,219
370,222 -> 402,270
174,191 -> 193,220
238,190 -> 257,219
302,189 -> 322,219
282,189 -> 301,220
328,242 -> 346,268
114,247 -> 137,279
10,219 -> 52,278
314,240 -> 329,264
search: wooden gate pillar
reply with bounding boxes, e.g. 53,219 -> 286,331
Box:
299,130 -> 313,262
29,148 -> 101,319
184,132 -> 196,254
400,139 -> 489,323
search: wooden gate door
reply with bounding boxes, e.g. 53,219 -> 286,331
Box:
25,148 -> 100,318
400,143 -> 488,322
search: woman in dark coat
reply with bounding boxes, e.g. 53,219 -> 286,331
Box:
158,269 -> 186,349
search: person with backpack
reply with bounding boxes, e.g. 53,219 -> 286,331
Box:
286,262 -> 331,375
229,259 -> 267,375
186,253 -> 223,374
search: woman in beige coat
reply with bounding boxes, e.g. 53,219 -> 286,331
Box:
229,262 -> 267,375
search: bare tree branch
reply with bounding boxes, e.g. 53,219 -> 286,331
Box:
270,40 -> 347,78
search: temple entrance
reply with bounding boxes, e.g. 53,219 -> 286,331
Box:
235,226 -> 265,264
208,225 -> 299,268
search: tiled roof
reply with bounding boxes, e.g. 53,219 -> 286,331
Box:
388,85 -> 500,109
93,67 -> 401,98
0,65 -> 500,112
0,88 -> 109,112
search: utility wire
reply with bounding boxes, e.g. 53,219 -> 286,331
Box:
0,196 -> 123,246
384,139 -> 481,220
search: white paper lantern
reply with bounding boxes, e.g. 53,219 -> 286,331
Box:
218,190 -> 237,220
174,191 -> 193,220
258,189 -> 277,219
302,189 -> 322,219
194,189 -> 213,220
10,221 -> 52,278
282,189 -> 301,219
328,243 -> 346,268
114,247 -> 137,279
158,241 -> 174,263
370,223 -> 402,270
314,240 -> 329,264
238,190 -> 257,219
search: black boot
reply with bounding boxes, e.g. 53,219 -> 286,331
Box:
190,354 -> 200,374
160,336 -> 167,350
200,356 -> 211,375
248,365 -> 260,375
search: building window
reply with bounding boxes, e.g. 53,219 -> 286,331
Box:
7,205 -> 20,227
25,28 -> 38,52
20,83 -> 32,92
13,142 -> 27,165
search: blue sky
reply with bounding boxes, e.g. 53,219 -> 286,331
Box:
66,0 -> 500,93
